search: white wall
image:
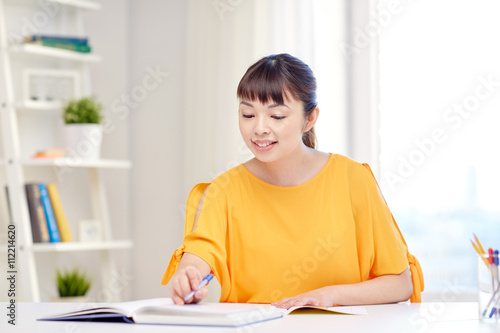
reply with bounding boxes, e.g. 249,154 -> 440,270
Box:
83,0 -> 132,301
345,0 -> 380,174
128,0 -> 189,300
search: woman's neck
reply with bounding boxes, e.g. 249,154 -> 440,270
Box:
246,146 -> 330,187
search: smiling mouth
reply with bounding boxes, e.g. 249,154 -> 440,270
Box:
254,141 -> 276,147
252,140 -> 277,151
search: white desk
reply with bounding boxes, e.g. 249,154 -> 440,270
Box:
1,302 -> 498,333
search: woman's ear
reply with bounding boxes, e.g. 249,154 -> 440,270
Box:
303,107 -> 319,132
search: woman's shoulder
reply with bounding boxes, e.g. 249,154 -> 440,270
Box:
213,163 -> 248,182
202,163 -> 249,192
329,155 -> 383,201
330,153 -> 371,176
186,164 -> 248,206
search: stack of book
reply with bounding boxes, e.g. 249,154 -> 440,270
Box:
23,34 -> 91,53
25,183 -> 74,243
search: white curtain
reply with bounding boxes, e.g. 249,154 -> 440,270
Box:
182,0 -> 348,191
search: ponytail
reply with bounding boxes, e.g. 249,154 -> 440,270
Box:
302,127 -> 317,149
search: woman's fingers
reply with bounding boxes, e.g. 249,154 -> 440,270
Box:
169,266 -> 209,305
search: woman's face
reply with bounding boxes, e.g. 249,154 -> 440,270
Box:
238,95 -> 308,163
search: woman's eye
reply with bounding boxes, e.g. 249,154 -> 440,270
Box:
272,115 -> 286,120
242,114 -> 254,119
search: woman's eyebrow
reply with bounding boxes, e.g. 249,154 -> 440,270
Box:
239,101 -> 290,109
268,103 -> 290,109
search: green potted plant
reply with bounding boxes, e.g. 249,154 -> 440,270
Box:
63,96 -> 103,160
54,268 -> 91,302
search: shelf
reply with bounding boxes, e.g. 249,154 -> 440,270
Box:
22,158 -> 132,169
6,0 -> 101,11
16,101 -> 63,112
28,240 -> 133,253
46,0 -> 102,10
9,44 -> 101,63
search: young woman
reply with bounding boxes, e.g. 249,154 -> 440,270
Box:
161,54 -> 424,308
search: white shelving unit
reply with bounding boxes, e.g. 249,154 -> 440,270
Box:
30,240 -> 133,253
10,43 -> 102,62
49,0 -> 102,11
22,158 -> 132,169
0,0 -> 132,302
16,100 -> 64,111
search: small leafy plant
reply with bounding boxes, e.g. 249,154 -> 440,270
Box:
56,269 -> 91,297
63,96 -> 103,124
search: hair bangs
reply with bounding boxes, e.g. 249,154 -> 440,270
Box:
237,59 -> 291,105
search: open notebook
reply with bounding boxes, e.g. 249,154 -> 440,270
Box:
39,298 -> 367,327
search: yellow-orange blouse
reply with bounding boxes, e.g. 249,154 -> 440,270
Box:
162,154 -> 423,303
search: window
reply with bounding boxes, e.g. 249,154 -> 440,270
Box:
378,0 -> 500,299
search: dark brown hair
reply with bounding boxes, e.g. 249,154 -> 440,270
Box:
237,54 -> 318,149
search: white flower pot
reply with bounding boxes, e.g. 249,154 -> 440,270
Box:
65,124 -> 103,160
52,296 -> 89,303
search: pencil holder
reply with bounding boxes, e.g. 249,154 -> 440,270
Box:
477,253 -> 499,323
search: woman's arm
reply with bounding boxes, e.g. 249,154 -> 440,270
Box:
168,252 -> 211,305
169,185 -> 212,305
272,267 -> 413,309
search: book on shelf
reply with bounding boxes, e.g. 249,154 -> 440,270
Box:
38,298 -> 367,326
24,34 -> 89,45
46,183 -> 73,242
38,183 -> 61,243
25,184 -> 50,243
23,34 -> 91,53
26,40 -> 91,53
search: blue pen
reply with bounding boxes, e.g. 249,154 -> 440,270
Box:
491,250 -> 500,318
184,274 -> 214,302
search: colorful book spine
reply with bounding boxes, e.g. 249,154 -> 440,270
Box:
24,34 -> 88,45
46,183 -> 73,242
25,184 -> 50,243
38,183 -> 61,242
36,40 -> 91,53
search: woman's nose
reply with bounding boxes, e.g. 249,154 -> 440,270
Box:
254,117 -> 270,135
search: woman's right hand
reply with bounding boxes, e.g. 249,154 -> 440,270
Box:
168,265 -> 209,305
